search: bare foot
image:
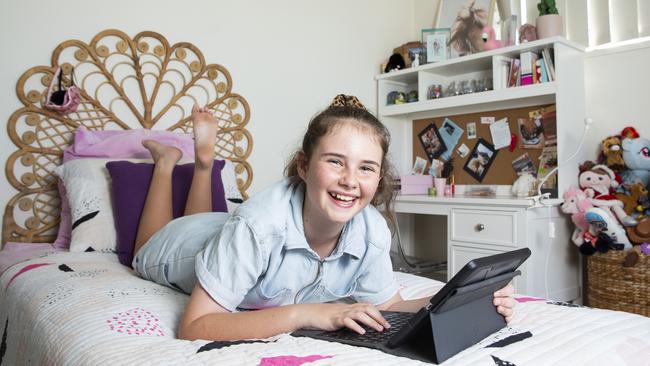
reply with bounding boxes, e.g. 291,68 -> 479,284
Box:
142,139 -> 182,172
191,104 -> 219,170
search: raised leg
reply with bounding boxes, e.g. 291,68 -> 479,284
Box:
184,104 -> 220,216
134,140 -> 182,255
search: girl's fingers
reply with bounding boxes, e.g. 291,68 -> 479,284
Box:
342,317 -> 366,335
497,305 -> 513,318
361,305 -> 391,330
494,283 -> 514,297
354,312 -> 384,333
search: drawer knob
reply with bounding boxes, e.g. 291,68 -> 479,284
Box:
476,223 -> 485,231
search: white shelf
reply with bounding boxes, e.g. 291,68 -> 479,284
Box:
380,82 -> 556,118
375,37 -> 584,82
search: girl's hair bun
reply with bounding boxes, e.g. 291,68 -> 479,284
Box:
330,94 -> 366,110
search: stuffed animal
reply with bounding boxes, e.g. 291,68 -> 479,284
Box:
621,133 -> 650,186
584,207 -> 632,250
384,53 -> 405,73
615,182 -> 648,215
511,172 -> 536,197
578,161 -> 637,226
600,135 -> 626,172
481,25 -> 502,50
561,186 -> 593,245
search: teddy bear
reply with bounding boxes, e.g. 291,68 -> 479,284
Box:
599,135 -> 626,172
578,161 -> 637,226
621,132 -> 650,187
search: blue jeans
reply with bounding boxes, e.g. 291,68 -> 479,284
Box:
132,212 -> 229,294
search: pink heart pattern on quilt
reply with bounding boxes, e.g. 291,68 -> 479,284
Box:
106,307 -> 165,337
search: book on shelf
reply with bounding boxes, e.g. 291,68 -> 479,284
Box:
507,58 -> 521,87
536,58 -> 549,83
541,47 -> 555,81
493,55 -> 514,90
519,51 -> 538,86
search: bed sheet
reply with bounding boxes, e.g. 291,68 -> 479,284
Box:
1,252 -> 649,366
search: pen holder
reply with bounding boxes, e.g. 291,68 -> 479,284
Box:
434,177 -> 447,197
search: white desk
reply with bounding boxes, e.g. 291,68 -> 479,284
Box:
395,195 -> 581,302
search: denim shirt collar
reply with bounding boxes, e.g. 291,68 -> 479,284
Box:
284,182 -> 365,260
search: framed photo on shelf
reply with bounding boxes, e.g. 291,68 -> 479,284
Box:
418,123 -> 447,160
421,28 -> 450,63
463,138 -> 497,182
434,0 -> 495,57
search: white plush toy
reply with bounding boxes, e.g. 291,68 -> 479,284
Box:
511,172 -> 537,197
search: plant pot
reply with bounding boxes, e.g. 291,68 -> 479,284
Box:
536,14 -> 563,39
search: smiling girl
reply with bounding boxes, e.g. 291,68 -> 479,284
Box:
132,95 -> 515,341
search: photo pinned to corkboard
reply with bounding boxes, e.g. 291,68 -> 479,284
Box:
463,138 -> 497,182
418,123 -> 447,160
412,104 -> 555,185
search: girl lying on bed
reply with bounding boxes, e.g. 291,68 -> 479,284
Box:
132,95 -> 516,341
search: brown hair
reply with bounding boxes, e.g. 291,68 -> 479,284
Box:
284,95 -> 398,229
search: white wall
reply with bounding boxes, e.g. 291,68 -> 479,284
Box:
0,0 -> 422,216
584,42 -> 650,158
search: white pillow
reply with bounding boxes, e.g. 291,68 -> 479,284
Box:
55,159 -> 122,252
222,160 -> 244,212
55,158 -> 242,253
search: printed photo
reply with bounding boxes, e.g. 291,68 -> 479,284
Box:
467,122 -> 477,139
517,117 -> 544,149
512,153 -> 536,176
463,138 -> 497,182
457,143 -> 470,158
418,123 -> 447,160
412,156 -> 428,175
439,118 -> 463,161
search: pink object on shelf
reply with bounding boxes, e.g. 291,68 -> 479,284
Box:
434,177 -> 447,197
400,175 -> 433,195
482,26 -> 502,51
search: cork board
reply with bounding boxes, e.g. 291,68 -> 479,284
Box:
413,104 -> 555,185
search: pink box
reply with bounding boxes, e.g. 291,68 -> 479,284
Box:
400,175 -> 433,195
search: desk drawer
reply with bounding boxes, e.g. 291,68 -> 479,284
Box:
450,208 -> 517,247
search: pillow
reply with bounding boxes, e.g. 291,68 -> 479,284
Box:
53,127 -> 195,249
54,159 -> 119,253
106,160 -> 227,266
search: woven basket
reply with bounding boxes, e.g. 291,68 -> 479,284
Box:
586,250 -> 649,317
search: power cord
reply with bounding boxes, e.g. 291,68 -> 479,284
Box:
538,117 -> 593,300
391,215 -> 447,274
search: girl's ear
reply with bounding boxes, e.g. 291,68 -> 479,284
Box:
296,151 -> 308,180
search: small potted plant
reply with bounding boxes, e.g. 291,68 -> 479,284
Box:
536,0 -> 563,39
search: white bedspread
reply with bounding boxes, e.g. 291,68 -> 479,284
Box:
1,252 -> 648,366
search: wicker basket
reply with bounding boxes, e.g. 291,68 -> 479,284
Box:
586,250 -> 649,317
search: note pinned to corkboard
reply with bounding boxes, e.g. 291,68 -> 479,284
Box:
413,104 -> 555,185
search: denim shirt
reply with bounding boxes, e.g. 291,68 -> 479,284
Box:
195,179 -> 398,312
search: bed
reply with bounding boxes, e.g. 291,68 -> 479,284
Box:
1,29 -> 649,366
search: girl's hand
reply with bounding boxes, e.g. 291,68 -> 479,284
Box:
493,283 -> 516,323
301,303 -> 391,334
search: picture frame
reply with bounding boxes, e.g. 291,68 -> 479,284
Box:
421,28 -> 450,63
434,0 -> 495,57
418,123 -> 447,161
463,138 -> 497,182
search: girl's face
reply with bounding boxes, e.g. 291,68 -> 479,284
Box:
298,121 -> 383,228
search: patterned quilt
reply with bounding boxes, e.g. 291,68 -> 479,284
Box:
1,252 -> 648,365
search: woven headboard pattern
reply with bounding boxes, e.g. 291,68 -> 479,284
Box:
3,29 -> 252,245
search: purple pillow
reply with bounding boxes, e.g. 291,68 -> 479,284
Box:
106,160 -> 227,266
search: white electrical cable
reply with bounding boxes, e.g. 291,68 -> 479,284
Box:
541,117 -> 592,300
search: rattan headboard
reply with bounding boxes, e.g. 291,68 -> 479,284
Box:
3,29 -> 252,245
